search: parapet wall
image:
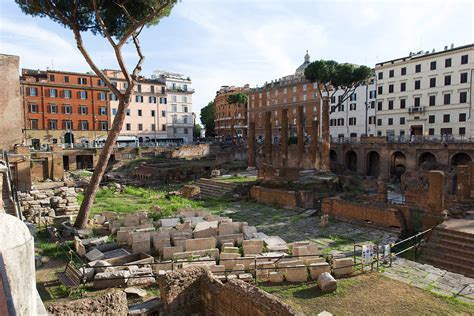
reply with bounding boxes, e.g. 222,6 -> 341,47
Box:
158,266 -> 301,316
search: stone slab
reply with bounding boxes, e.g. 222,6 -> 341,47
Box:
85,248 -> 105,262
160,218 -> 181,228
185,237 -> 217,252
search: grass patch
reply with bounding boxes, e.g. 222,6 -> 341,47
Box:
36,229 -> 72,262
145,285 -> 161,297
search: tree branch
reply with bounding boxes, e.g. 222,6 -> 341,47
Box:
92,0 -> 117,48
131,25 -> 145,79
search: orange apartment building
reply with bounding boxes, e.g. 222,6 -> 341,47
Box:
21,69 -> 110,149
214,85 -> 249,139
248,52 -> 321,142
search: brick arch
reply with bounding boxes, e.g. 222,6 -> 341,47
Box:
450,152 -> 472,166
345,150 -> 357,172
418,151 -> 438,167
366,150 -> 380,177
390,151 -> 407,179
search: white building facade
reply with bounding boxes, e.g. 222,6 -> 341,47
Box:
153,71 -> 194,144
375,44 -> 474,140
329,80 -> 377,139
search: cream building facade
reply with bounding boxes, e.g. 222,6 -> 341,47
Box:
375,44 -> 474,140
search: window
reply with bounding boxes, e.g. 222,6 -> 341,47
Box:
98,92 -> 106,100
429,115 -> 435,123
388,118 -> 393,125
460,72 -> 468,83
126,123 -> 131,131
443,114 -> 450,123
430,61 -> 436,70
429,95 -> 436,106
151,124 -> 156,131
378,72 -> 383,79
138,109 -> 142,117
445,58 -> 452,67
110,94 -> 118,101
459,127 -> 466,135
100,121 -> 108,130
378,86 -> 383,94
370,101 -> 375,108
172,105 -> 177,112
31,119 -> 38,129
183,96 -> 188,103
388,100 -> 394,110
430,77 -> 436,88
400,99 -> 406,109
369,90 -> 376,98
161,110 -> 166,117
369,116 -> 376,124
429,128 -> 434,135
64,120 -> 72,130
389,84 -> 394,93
171,95 -> 177,102
331,96 -> 336,103
151,110 -> 155,117
162,124 -> 166,131
137,84 -> 142,92
389,70 -> 394,78
350,103 -> 356,111
377,101 -> 382,111
414,80 -> 420,90
138,124 -> 143,131
444,94 -> 451,105
50,89 -> 57,97
160,97 -> 167,104
349,117 -> 356,125
339,104 -> 345,111
79,105 -> 88,115
401,67 -> 406,75
99,107 -> 107,115
415,64 -> 421,73
63,90 -> 71,99
459,113 -> 466,122
28,87 -> 37,96
183,106 -> 188,113
29,103 -> 38,113
135,95 -> 144,102
49,74 -> 55,81
292,86 -> 297,92
441,128 -> 452,135
149,96 -> 157,103
64,105 -> 72,114
126,109 -> 130,116
377,119 -> 382,126
400,117 -> 405,125
63,76 -> 69,83
161,86 -> 166,94
414,97 -> 420,107
184,128 -> 188,135
461,54 -> 468,64
49,104 -> 58,113
444,75 -> 451,86
400,82 -> 406,91
78,77 -> 87,85
97,79 -> 105,86
183,116 -> 188,124
112,108 -> 117,115
49,119 -> 57,129
150,86 -> 155,94
460,91 -> 467,103
79,91 -> 87,99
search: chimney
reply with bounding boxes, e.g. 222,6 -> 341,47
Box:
444,46 -> 448,50
432,49 -> 435,53
450,43 -> 454,49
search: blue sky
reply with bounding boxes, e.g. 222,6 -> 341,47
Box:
1,0 -> 473,124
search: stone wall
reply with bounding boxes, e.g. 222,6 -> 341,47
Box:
158,266 -> 301,316
0,54 -> 23,151
322,197 -> 406,230
46,291 -> 127,315
250,186 -> 313,209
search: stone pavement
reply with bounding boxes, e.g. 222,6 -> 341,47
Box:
383,257 -> 474,304
215,201 -> 398,255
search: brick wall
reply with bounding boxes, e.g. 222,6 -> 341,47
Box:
46,291 -> 127,315
250,186 -> 313,209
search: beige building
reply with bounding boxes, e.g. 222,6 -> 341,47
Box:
0,54 -> 23,150
375,43 -> 474,140
153,70 -> 194,144
105,70 -> 169,145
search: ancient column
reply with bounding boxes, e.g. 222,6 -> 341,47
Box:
248,121 -> 256,167
297,106 -> 305,167
281,109 -> 289,168
469,161 -> 474,198
264,111 -> 272,164
320,96 -> 330,172
456,165 -> 470,202
310,119 -> 320,169
376,178 -> 387,202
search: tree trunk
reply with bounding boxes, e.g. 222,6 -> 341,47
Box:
74,94 -> 132,228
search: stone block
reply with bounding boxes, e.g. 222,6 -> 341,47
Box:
152,237 -> 171,253
85,248 -> 105,262
221,242 -> 234,249
264,236 -> 289,253
160,218 -> 181,228
242,240 -> 263,256
238,273 -> 253,282
219,222 -> 241,235
332,257 -> 354,277
103,248 -> 130,259
117,230 -> 130,244
94,214 -> 106,225
172,248 -> 219,260
309,262 -> 331,280
88,260 -> 112,273
127,231 -> 151,246
306,257 -> 327,265
269,271 -> 284,283
193,220 -> 218,238
318,272 -> 337,292
285,265 -> 308,282
222,246 -> 240,254
173,237 -> 188,248
153,261 -> 173,273
232,264 -> 246,275
124,214 -> 140,227
94,270 -> 130,289
210,265 -> 226,274
242,225 -> 258,239
132,241 -> 150,254
238,257 -> 256,270
216,233 -> 244,246
162,245 -> 185,260
185,237 -> 217,252
220,252 -> 241,270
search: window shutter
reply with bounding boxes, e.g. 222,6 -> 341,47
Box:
45,89 -> 50,97
26,87 -> 30,96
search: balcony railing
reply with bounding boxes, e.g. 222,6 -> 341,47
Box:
408,106 -> 426,113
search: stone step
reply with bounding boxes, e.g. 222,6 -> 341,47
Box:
422,247 -> 474,267
434,228 -> 474,244
429,235 -> 474,253
197,179 -> 239,189
420,255 -> 474,278
197,183 -> 237,192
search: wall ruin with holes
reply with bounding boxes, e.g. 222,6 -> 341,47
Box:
158,266 -> 301,316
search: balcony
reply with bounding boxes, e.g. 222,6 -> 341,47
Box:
167,87 -> 195,93
408,106 -> 426,114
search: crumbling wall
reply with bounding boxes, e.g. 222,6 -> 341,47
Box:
46,290 -> 128,315
250,186 -> 313,209
158,266 -> 301,316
